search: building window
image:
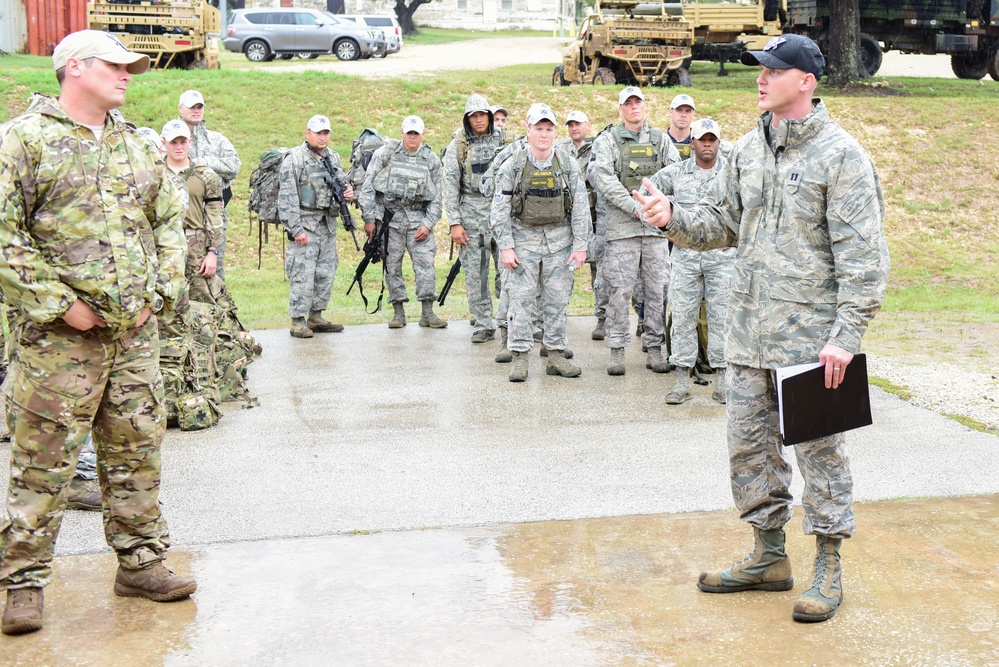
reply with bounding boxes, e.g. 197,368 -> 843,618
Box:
457,0 -> 467,8
501,0 -> 512,8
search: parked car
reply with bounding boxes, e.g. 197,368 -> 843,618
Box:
223,8 -> 387,62
339,15 -> 403,56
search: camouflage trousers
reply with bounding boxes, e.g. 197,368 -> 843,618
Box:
587,226 -> 608,319
385,225 -> 438,304
215,207 -> 230,281
668,247 -> 734,368
727,363 -> 855,538
506,247 -> 573,353
457,231 -> 500,334
286,222 -> 338,319
185,230 -> 222,307
496,268 -> 541,333
0,318 -> 172,589
603,236 -> 671,350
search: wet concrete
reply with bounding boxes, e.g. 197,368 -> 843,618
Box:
0,317 -> 997,664
1,496 -> 997,665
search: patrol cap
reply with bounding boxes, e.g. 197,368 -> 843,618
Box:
565,110 -> 589,124
618,86 -> 644,105
401,115 -> 425,134
526,103 -> 556,126
670,94 -> 696,110
52,30 -> 149,75
135,126 -> 162,149
160,119 -> 191,141
690,118 -> 721,140
178,90 -> 205,108
306,115 -> 331,132
488,104 -> 509,116
740,34 -> 825,78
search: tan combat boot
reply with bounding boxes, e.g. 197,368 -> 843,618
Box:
546,350 -> 582,378
665,368 -> 693,405
419,300 -> 447,329
539,344 -> 573,359
792,536 -> 843,623
712,367 -> 727,404
307,310 -> 343,333
697,527 -> 794,593
508,351 -> 528,382
66,477 -> 101,511
2,587 -> 43,635
495,328 -> 513,363
114,563 -> 197,602
388,302 -> 406,329
290,317 -> 313,339
607,347 -> 626,376
591,317 -> 606,340
646,346 -> 671,373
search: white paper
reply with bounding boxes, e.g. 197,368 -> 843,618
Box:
776,361 -> 822,437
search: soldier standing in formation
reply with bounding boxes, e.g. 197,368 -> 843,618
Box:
638,34 -> 890,624
588,86 -> 680,376
0,30 -> 197,635
279,115 -> 354,339
442,94 -> 513,344
490,104 -> 589,382
359,115 -> 448,329
646,118 -> 734,405
176,89 -> 241,279
666,93 -> 696,160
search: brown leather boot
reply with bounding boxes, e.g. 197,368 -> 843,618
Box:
114,564 -> 197,602
66,477 -> 101,511
2,587 -> 44,635
290,318 -> 313,338
307,311 -> 343,333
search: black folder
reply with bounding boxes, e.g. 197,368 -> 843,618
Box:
777,353 -> 872,446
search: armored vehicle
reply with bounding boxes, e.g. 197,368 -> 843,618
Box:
554,0 -> 695,87
87,0 -> 220,70
683,0 -> 784,74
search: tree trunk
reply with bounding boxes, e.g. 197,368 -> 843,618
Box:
826,0 -> 862,86
395,0 -> 433,36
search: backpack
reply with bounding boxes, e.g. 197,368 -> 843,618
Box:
159,321 -> 221,431
248,147 -> 291,268
209,282 -> 261,408
348,128 -> 387,192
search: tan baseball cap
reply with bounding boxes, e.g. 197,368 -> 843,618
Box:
690,118 -> 721,140
52,30 -> 150,75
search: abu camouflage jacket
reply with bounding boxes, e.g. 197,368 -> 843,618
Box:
359,140 -> 442,231
187,120 -> 242,190
0,94 -> 187,334
662,100 -> 890,369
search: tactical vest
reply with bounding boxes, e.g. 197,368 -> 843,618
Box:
511,149 -> 571,227
671,134 -> 692,161
615,127 -> 665,192
295,147 -> 335,213
372,143 -> 436,204
456,128 -> 514,195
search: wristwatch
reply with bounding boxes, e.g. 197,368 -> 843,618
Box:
208,248 -> 219,255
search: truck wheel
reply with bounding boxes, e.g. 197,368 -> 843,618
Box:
593,67 -> 616,85
859,34 -> 883,77
667,68 -> 691,87
552,65 -> 569,86
988,48 -> 999,82
244,39 -> 271,63
763,0 -> 780,22
334,38 -> 361,61
951,53 -> 987,80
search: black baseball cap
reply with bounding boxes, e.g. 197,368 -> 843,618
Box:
740,34 -> 825,78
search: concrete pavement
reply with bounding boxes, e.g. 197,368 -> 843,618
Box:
0,317 -> 997,664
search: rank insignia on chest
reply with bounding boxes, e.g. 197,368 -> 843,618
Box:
788,172 -> 801,184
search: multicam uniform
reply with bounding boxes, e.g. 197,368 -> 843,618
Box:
588,121 -> 680,351
186,120 -> 241,278
491,146 -> 590,353
0,94 -> 187,588
662,100 -> 890,537
278,142 -> 349,320
442,98 -> 512,336
174,164 -> 225,305
647,155 -> 734,370
359,140 -> 443,304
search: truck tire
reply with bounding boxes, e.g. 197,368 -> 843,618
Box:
666,67 -> 691,87
859,34 -> 883,77
244,39 -> 271,63
951,53 -> 987,80
593,67 -> 616,85
763,0 -> 780,22
552,65 -> 569,86
334,38 -> 361,61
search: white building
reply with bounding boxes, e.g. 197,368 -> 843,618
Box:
345,0 -> 575,33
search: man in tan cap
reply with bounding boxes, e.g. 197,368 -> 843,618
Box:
0,29 -> 197,636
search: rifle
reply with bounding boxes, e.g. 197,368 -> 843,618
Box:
436,258 -> 462,307
346,209 -> 392,314
321,153 -> 360,251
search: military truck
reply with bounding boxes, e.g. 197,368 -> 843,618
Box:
87,0 -> 221,70
785,0 -> 999,80
682,0 -> 784,75
554,0 -> 695,87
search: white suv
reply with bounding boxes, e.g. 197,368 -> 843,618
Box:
340,15 -> 403,55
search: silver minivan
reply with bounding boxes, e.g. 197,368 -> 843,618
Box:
224,8 -> 387,62
340,15 -> 403,55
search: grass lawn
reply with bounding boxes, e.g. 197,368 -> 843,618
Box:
2,52 -> 998,354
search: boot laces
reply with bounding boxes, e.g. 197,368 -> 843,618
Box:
812,547 -> 831,587
11,590 -> 40,608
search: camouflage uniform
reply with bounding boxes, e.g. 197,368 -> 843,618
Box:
588,121 -> 680,351
0,94 -> 187,588
662,100 -> 890,536
491,146 -> 590,353
186,120 -> 241,279
175,164 -> 225,306
442,96 -> 510,336
647,156 -> 734,369
359,140 -> 442,304
556,137 -> 605,319
278,142 -> 348,319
